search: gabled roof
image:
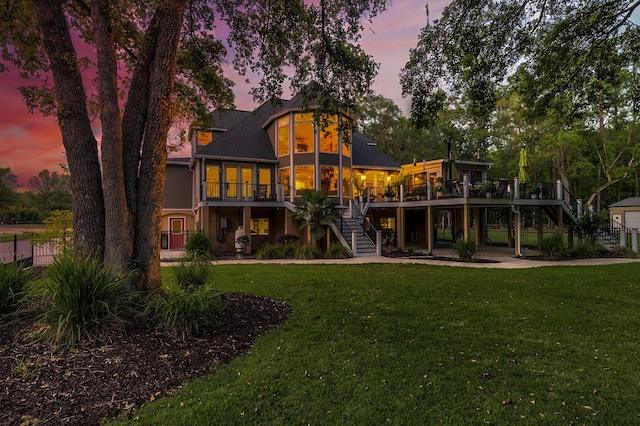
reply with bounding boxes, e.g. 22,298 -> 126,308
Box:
352,132 -> 401,169
610,197 -> 640,207
195,100 -> 282,161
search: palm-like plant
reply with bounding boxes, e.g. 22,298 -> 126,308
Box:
293,189 -> 339,242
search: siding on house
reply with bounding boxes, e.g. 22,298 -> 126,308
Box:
163,163 -> 193,209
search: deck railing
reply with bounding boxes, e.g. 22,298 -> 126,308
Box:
204,182 -> 281,202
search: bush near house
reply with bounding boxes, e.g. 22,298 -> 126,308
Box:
325,242 -> 352,259
453,237 -> 477,261
184,231 -> 214,260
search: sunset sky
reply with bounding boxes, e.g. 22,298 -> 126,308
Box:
0,1 -> 449,189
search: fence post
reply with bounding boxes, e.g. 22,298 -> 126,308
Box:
513,177 -> 519,199
632,229 -> 638,252
376,230 -> 382,256
620,229 -> 627,247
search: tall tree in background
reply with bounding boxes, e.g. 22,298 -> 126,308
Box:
401,0 -> 639,208
26,169 -> 72,214
0,0 -> 387,289
354,95 -> 441,164
0,168 -> 18,220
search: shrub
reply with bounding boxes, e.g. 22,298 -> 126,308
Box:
453,237 -> 477,261
277,234 -> 300,245
33,254 -> 132,348
282,242 -> 298,258
294,244 -> 321,260
325,243 -> 352,259
172,256 -> 212,290
144,286 -> 224,338
539,232 -> 565,260
0,262 -> 30,317
184,231 -> 214,260
256,243 -> 283,259
568,241 -> 598,259
609,246 -> 638,258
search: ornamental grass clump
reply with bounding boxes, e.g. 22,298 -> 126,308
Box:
325,242 -> 352,259
33,254 -> 132,348
539,232 -> 565,260
256,243 -> 283,259
145,255 -> 223,338
144,286 -> 224,338
184,231 -> 214,260
172,255 -> 212,290
282,242 -> 298,258
0,262 -> 30,317
294,244 -> 321,259
453,237 -> 477,261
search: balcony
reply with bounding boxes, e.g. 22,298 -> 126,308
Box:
203,182 -> 283,202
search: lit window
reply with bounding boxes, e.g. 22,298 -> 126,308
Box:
250,218 -> 270,235
279,167 -> 290,196
321,166 -> 338,195
277,116 -> 289,156
241,167 -> 253,198
342,167 -> 351,198
320,115 -> 338,153
294,113 -> 314,153
294,165 -> 314,190
206,165 -> 219,198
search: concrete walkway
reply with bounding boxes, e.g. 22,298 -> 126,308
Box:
163,246 -> 640,269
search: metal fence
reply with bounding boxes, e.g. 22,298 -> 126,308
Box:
0,234 -> 34,266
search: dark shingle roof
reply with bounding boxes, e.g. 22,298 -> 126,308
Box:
196,101 -> 282,161
203,109 -> 252,130
193,93 -> 400,169
610,197 -> 640,207
352,132 -> 401,169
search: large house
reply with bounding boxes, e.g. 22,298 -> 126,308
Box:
162,91 -> 580,257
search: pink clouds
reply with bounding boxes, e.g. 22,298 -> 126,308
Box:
0,72 -> 66,189
0,1 -> 450,186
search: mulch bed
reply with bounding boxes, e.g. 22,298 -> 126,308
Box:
0,293 -> 291,425
381,251 -> 500,263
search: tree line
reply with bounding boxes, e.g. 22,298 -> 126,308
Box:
0,167 -> 72,224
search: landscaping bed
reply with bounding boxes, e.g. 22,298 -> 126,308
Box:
0,293 -> 291,425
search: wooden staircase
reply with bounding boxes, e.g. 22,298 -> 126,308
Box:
333,213 -> 377,257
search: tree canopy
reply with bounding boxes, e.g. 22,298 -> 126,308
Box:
0,0 -> 388,289
400,0 -> 640,207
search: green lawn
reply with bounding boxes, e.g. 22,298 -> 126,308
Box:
112,263 -> 640,425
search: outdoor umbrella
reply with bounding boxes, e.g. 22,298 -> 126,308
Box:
518,147 -> 528,183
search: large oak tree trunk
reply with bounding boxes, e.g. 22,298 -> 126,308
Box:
33,0 -> 105,258
92,0 -> 132,267
134,1 -> 187,290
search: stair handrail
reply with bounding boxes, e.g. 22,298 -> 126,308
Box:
597,217 -> 632,247
350,201 -> 378,245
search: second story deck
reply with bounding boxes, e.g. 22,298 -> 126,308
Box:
198,176 -> 582,220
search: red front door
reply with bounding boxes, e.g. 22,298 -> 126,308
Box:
169,218 -> 185,249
